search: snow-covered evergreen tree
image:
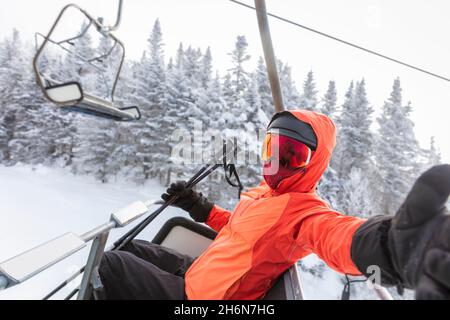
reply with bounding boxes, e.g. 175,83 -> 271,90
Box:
317,166 -> 341,210
340,168 -> 373,217
427,136 -> 441,166
244,76 -> 262,125
335,80 -> 373,177
62,23 -> 97,92
164,48 -> 193,122
163,44 -> 201,184
206,72 -> 227,125
222,73 -> 234,114
96,36 -> 122,99
240,74 -> 268,187
70,33 -> 130,179
72,117 -> 119,182
144,18 -> 166,106
0,30 -> 68,167
318,79 -> 341,212
0,30 -> 37,165
0,30 -> 20,162
332,80 -> 375,216
106,60 -> 144,179
226,36 -> 253,129
127,19 -> 169,182
375,78 -> 420,215
200,47 -> 213,89
321,81 -> 338,118
279,61 -> 301,110
41,106 -> 77,167
8,72 -> 49,165
228,36 -> 251,100
299,71 -> 318,111
183,46 -> 203,90
254,57 -> 274,118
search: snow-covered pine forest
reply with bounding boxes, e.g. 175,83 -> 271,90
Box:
1,19 -> 441,212
0,19 -> 443,298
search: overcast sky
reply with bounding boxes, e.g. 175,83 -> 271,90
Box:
1,0 -> 449,163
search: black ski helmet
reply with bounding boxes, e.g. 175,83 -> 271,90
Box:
267,111 -> 318,151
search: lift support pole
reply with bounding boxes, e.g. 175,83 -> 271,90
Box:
254,0 -> 285,113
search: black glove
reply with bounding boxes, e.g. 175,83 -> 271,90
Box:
161,181 -> 214,223
351,164 -> 450,299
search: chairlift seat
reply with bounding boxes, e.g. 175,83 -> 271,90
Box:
63,92 -> 139,121
43,79 -> 140,121
151,217 -> 303,300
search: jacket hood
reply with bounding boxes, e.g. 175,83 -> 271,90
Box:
267,110 -> 336,194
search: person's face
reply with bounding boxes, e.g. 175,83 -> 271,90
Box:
262,133 -> 313,189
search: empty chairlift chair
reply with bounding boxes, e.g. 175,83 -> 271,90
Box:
33,3 -> 141,121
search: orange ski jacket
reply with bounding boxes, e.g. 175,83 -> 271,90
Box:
185,110 -> 365,300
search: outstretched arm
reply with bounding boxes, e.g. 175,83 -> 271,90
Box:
297,165 -> 450,299
296,211 -> 366,275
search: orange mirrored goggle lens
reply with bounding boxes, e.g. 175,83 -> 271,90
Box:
262,133 -> 312,169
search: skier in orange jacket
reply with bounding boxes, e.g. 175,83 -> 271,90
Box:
98,110 -> 450,300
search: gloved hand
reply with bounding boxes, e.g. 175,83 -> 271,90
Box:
161,181 -> 214,223
351,164 -> 450,299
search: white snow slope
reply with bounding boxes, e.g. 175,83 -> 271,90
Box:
0,165 -> 386,300
0,165 -> 187,300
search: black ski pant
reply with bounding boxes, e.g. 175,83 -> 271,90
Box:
97,240 -> 195,300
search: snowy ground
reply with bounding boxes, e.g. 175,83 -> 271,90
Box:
0,165 -> 188,300
0,165 -> 388,300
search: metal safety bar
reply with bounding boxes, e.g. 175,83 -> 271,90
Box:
34,32 -> 111,99
34,32 -> 112,76
0,200 -> 156,298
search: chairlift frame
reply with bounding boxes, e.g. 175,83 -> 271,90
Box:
33,2 -> 140,121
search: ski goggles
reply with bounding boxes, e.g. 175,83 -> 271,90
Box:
262,133 -> 312,170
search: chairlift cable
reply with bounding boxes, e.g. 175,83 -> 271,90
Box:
229,0 -> 450,83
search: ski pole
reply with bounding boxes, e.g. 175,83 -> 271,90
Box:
44,164 -> 213,300
112,162 -> 212,250
114,162 -> 222,250
45,142 -> 236,299
113,140 -> 236,250
58,162 -> 223,300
